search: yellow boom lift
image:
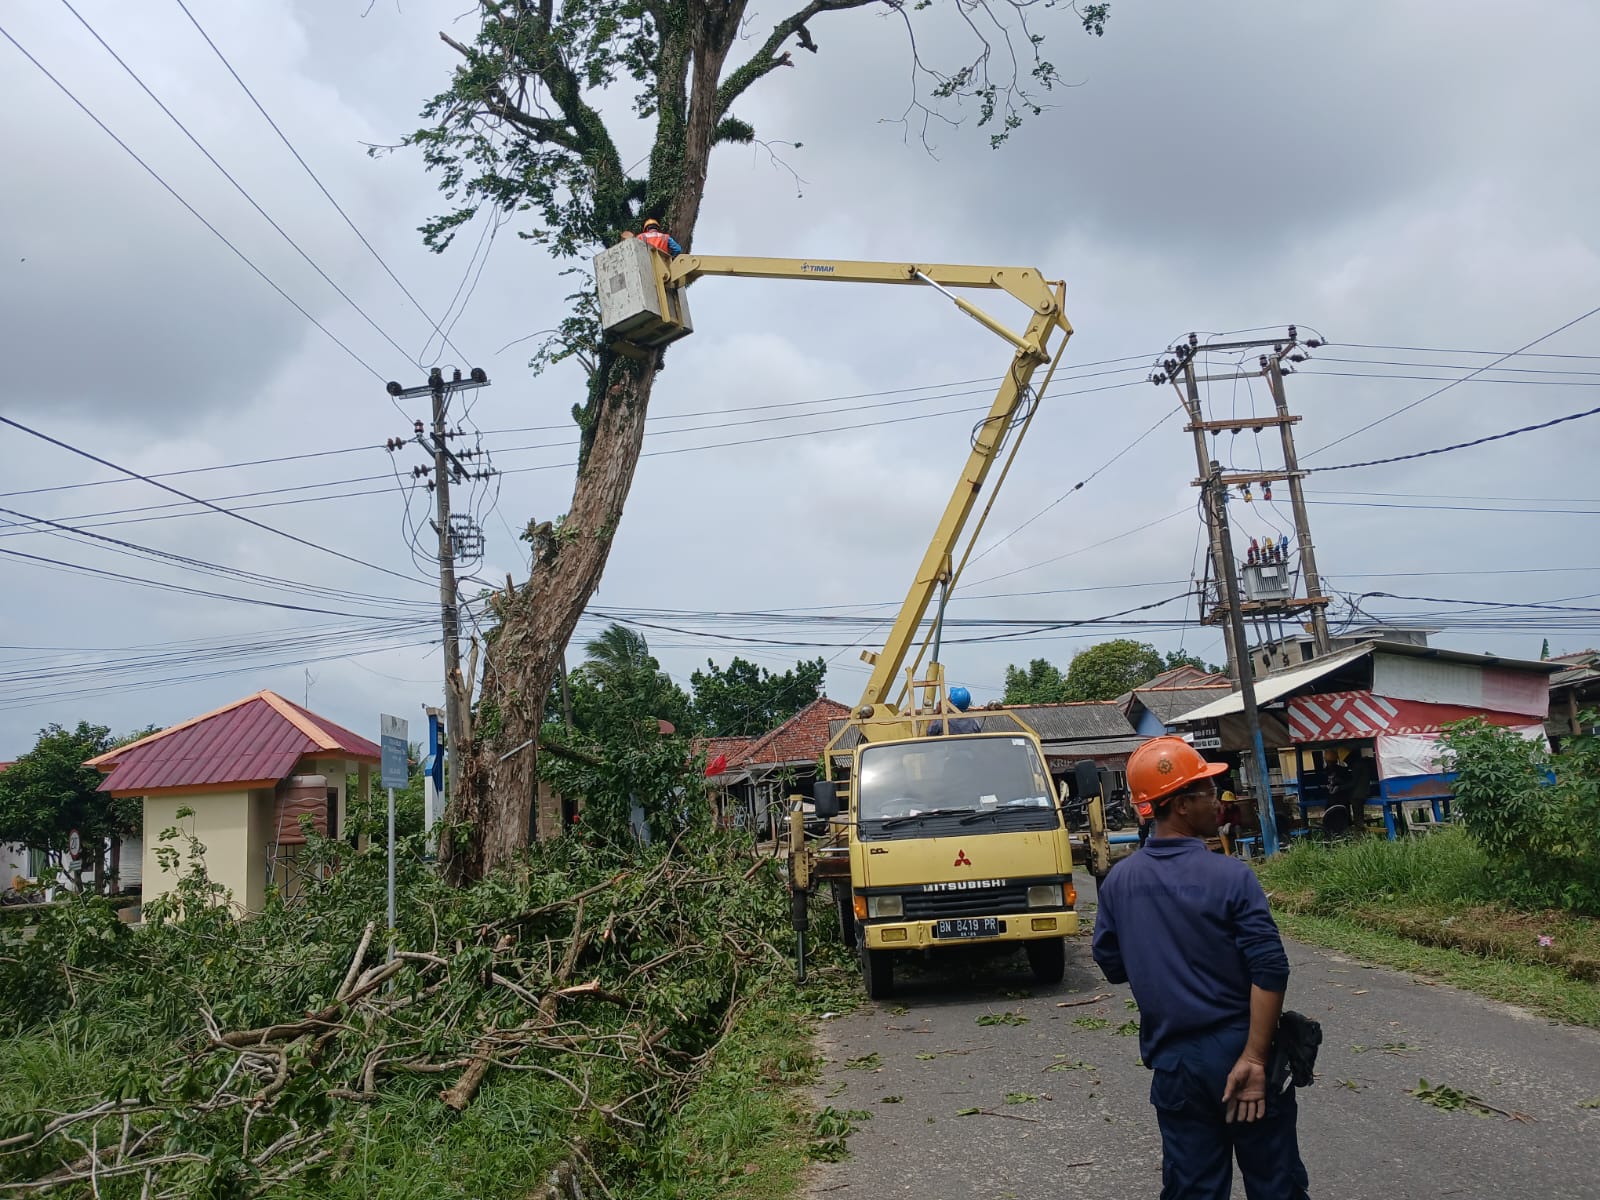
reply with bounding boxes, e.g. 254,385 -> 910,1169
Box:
596,237 -> 1082,997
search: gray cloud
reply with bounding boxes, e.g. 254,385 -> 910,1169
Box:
3,0 -> 1598,754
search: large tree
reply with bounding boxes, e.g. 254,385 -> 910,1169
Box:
1064,638 -> 1165,701
0,722 -> 141,893
1003,657 -> 1071,705
1162,648 -> 1222,675
403,1 -> 1113,881
566,623 -> 695,739
691,654 -> 826,736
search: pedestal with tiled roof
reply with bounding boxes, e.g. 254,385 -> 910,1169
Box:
86,691 -> 380,914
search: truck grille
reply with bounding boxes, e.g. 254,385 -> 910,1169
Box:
902,885 -> 1031,919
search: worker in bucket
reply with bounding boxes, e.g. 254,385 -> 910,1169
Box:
639,217 -> 682,256
927,686 -> 981,735
1092,736 -> 1313,1200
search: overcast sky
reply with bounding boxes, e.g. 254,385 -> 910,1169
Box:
3,0 -> 1598,755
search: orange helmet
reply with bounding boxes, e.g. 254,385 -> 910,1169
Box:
1128,736 -> 1228,810
643,218 -> 661,229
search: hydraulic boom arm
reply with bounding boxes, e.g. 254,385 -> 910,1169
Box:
597,246 -> 1074,717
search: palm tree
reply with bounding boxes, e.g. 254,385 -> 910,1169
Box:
581,623 -> 656,691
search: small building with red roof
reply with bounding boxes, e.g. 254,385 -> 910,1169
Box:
702,698 -> 850,837
86,690 -> 380,913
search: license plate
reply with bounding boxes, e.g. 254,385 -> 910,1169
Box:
934,917 -> 1001,940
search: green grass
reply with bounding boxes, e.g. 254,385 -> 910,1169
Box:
1259,830 -> 1600,980
1257,829 -> 1600,1028
639,992 -> 822,1199
1257,826 -> 1495,910
1276,910 -> 1600,1029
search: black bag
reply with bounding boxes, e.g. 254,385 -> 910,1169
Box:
1267,1010 -> 1322,1093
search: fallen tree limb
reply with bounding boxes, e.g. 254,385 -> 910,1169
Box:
219,959 -> 406,1047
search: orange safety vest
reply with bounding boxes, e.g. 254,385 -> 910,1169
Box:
640,228 -> 672,253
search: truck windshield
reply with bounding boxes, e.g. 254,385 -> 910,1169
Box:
856,736 -> 1056,824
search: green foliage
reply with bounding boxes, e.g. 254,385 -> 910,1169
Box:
564,622 -> 695,739
1003,658 -> 1071,704
1163,649 -> 1222,674
1064,639 -> 1165,701
0,722 -> 146,892
1441,716 -> 1600,913
1409,1078 -> 1496,1117
690,655 -> 827,736
1004,640 -> 1176,704
810,1106 -> 871,1162
1072,1016 -> 1110,1030
538,721 -> 711,850
0,799 -> 818,1195
976,1010 -> 1028,1026
1256,827 -> 1496,913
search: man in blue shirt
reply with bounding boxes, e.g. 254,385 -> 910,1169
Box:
1092,736 -> 1309,1199
927,685 -> 982,735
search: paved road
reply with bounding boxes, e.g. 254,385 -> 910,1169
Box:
805,877 -> 1600,1200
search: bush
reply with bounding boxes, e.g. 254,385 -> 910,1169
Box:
1258,827 -> 1494,912
1441,717 -> 1600,914
0,790 -> 810,1196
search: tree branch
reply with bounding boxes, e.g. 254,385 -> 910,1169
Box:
716,0 -> 881,116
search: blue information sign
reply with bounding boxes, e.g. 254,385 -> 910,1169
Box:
380,714 -> 409,789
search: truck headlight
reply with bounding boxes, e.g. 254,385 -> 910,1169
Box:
1027,884 -> 1063,909
867,894 -> 903,918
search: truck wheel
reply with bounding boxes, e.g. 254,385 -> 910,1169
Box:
860,940 -> 894,999
1026,937 -> 1066,985
833,883 -> 855,947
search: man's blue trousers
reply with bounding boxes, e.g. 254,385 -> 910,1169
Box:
1149,1028 -> 1310,1200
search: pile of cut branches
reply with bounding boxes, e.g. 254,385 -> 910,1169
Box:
0,806 -> 800,1198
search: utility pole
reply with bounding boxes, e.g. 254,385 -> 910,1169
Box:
1263,354 -> 1332,656
1179,357 -> 1240,681
1206,460 -> 1281,858
1156,329 -> 1332,677
428,369 -> 465,798
384,367 -> 492,816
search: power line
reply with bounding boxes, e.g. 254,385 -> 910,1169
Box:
1305,302 -> 1600,457
0,414 -> 432,587
966,401 -> 1184,566
1307,401 -> 1600,473
2,376 -> 1157,536
1308,488 -> 1599,504
1300,369 -> 1600,389
170,0 -> 472,367
0,543 -> 417,621
0,502 -> 429,614
0,20 -> 388,383
1312,355 -> 1600,378
58,0 -> 421,371
1333,342 -> 1600,362
0,363 -> 1151,503
1305,499 -> 1600,516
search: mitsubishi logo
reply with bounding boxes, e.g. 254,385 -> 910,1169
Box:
953,849 -> 972,867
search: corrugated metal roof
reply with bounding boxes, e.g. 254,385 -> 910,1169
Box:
1006,702 -> 1136,741
1174,640 -> 1561,725
1045,734 -> 1148,762
826,702 -> 1135,748
91,691 -> 380,795
1172,645 -> 1374,723
1129,686 -> 1232,724
273,695 -> 382,759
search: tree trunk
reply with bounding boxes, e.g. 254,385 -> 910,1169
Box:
436,10 -> 749,884
442,357 -> 658,883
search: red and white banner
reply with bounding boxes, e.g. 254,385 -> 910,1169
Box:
1287,690 -> 1539,742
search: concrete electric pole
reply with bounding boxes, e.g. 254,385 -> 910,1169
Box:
1157,330 -> 1333,677
1205,460 -> 1281,859
384,367 -> 492,814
